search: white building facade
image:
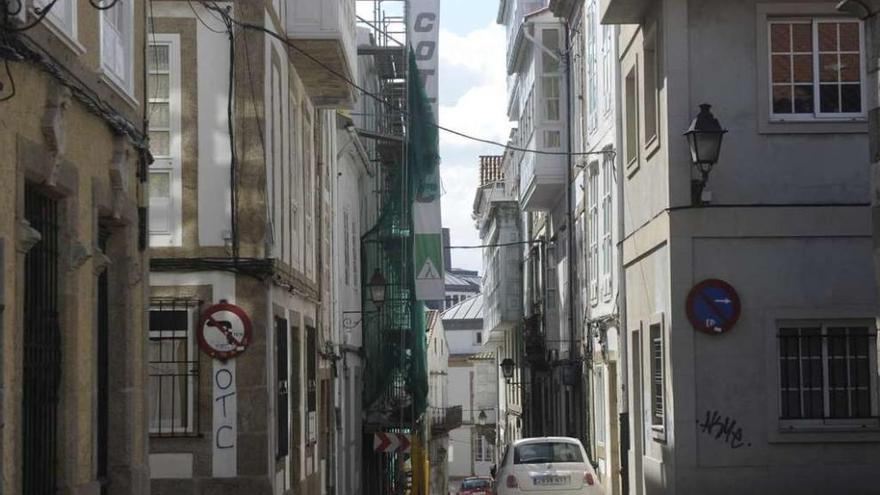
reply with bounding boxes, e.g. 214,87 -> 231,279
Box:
601,0 -> 880,493
441,295 -> 499,491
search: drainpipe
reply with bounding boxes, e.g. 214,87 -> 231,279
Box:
562,15 -> 581,444
611,24 -> 630,495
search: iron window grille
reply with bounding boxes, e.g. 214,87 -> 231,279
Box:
649,323 -> 665,428
778,322 -> 879,426
148,298 -> 200,436
23,184 -> 60,495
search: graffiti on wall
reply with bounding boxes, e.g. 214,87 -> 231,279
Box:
697,409 -> 750,449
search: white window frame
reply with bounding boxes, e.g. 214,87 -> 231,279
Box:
100,0 -> 135,98
147,35 -> 183,248
586,0 -> 598,132
602,25 -> 613,115
594,365 -> 607,451
767,17 -> 866,123
587,162 -> 599,304
600,152 -> 613,299
777,319 -> 879,430
648,313 -> 666,441
148,305 -> 197,435
33,0 -> 83,54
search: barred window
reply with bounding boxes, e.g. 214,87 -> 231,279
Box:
149,299 -> 200,436
779,322 -> 878,424
650,322 -> 665,429
769,18 -> 865,119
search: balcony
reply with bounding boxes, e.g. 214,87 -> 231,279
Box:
600,0 -> 653,24
430,406 -> 463,436
519,151 -> 566,211
287,0 -> 357,107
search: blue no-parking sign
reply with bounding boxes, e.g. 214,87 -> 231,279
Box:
686,279 -> 741,334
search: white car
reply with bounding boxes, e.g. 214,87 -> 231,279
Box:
492,437 -> 600,494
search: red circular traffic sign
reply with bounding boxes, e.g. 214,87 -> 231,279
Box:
197,302 -> 253,360
685,279 -> 741,335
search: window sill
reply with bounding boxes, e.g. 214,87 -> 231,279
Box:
625,155 -> 640,178
758,118 -> 867,135
770,421 -> 880,443
651,424 -> 666,443
98,70 -> 139,110
40,19 -> 86,57
643,133 -> 660,160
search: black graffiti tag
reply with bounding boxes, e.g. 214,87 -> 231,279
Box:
697,410 -> 750,449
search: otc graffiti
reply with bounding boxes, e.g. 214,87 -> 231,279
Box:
697,409 -> 750,449
212,360 -> 237,476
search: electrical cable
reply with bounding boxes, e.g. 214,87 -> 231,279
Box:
444,239 -> 544,250
185,0 -> 225,34
0,58 -> 14,102
197,1 -> 612,158
218,9 -> 239,259
1,0 -> 58,32
3,32 -> 148,150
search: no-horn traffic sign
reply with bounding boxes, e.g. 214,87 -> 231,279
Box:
197,302 -> 253,360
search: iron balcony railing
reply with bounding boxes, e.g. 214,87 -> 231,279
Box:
430,405 -> 463,435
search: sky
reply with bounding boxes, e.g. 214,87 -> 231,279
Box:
356,0 -> 509,274
436,0 -> 509,273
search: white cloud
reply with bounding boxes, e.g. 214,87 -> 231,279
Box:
436,21 -> 510,273
438,23 -> 511,150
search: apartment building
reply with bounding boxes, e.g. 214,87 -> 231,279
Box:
601,0 -> 880,493
473,153 -> 525,458
550,0 -> 623,492
0,1 -> 151,493
145,1 -> 354,493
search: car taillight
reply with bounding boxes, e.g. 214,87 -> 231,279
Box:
506,474 -> 518,488
584,472 -> 595,485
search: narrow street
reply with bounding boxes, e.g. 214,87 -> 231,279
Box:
1,0 -> 880,494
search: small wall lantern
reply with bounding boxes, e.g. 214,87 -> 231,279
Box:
367,269 -> 387,308
500,358 -> 516,382
683,104 -> 727,205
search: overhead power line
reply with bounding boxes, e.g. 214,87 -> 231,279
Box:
198,2 -> 613,158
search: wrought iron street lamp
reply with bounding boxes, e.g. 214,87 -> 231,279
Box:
366,269 -> 387,308
500,358 -> 516,382
341,269 -> 387,329
683,104 -> 727,206
478,409 -> 487,426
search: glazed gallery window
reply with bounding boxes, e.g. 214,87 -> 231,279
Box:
600,151 -> 613,297
586,0 -> 598,131
587,162 -> 599,302
542,28 -> 561,122
34,0 -> 76,42
778,322 -> 878,424
148,303 -> 198,436
101,0 -> 134,93
769,19 -> 865,120
147,37 -> 182,247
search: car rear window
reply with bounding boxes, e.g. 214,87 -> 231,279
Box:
461,479 -> 492,488
513,442 -> 584,464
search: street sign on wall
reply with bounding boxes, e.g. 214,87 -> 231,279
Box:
686,279 -> 741,335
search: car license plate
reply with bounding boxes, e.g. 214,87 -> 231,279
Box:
534,475 -> 568,486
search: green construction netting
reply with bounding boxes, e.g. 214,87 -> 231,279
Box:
361,50 -> 437,423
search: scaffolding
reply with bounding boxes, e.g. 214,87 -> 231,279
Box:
355,1 -> 435,493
